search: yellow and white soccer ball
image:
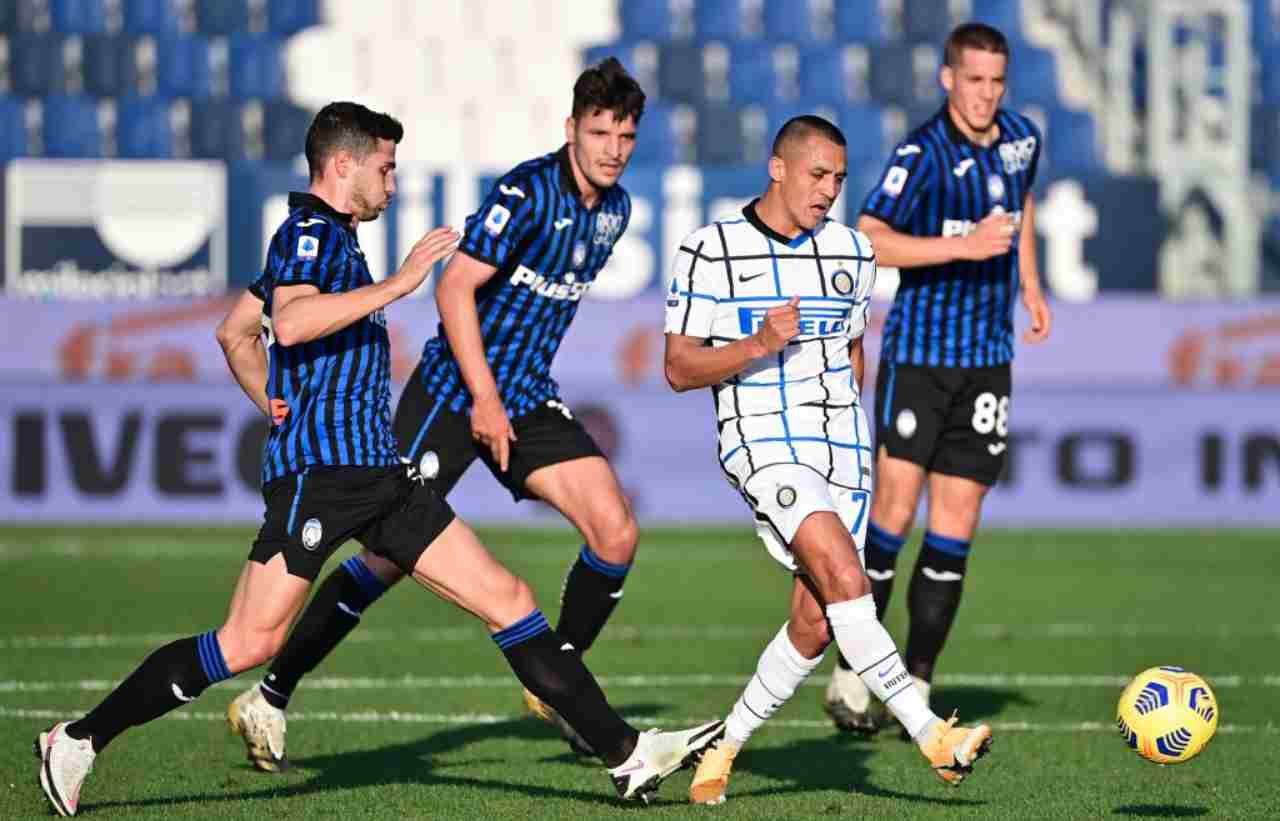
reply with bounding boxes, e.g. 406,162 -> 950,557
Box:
1116,666 -> 1219,764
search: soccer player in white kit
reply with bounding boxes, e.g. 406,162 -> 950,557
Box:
662,116 -> 993,804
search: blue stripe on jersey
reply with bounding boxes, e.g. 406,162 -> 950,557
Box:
257,193 -> 400,485
764,234 -> 800,465
862,108 -> 1041,368
416,147 -> 630,418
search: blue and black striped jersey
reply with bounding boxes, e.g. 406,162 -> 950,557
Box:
416,146 -> 631,416
862,107 -> 1042,368
251,192 -> 400,485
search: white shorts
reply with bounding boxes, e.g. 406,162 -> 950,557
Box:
720,404 -> 873,572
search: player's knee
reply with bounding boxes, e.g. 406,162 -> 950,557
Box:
589,505 -> 638,565
506,575 -> 537,617
789,611 -> 831,656
217,627 -> 286,673
821,560 -> 871,603
871,495 -> 916,535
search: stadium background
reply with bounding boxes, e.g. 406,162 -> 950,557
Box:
1,1 -> 1279,818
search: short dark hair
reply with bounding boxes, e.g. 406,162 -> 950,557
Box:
944,22 -> 1009,67
771,114 -> 846,157
572,57 -> 646,124
304,102 -> 404,181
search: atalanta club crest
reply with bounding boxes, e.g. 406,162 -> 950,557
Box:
572,241 -> 587,268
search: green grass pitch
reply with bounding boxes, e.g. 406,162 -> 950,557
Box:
2,526 -> 1278,819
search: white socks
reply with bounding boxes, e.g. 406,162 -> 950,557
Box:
825,595 -> 938,740
724,623 -> 825,747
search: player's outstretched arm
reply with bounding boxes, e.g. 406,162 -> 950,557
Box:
435,251 -> 517,471
664,297 -> 800,392
857,214 -> 1013,268
1018,194 -> 1052,343
216,289 -> 273,417
272,227 -> 460,346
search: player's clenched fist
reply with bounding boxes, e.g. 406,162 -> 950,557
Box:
388,226 -> 461,297
754,296 -> 801,355
962,212 -> 1015,261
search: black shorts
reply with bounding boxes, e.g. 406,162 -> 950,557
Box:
249,464 -> 455,580
874,362 -> 1011,486
393,367 -> 605,502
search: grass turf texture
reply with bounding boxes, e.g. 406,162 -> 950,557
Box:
2,526 -> 1278,819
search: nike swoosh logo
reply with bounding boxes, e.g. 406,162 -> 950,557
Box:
866,568 -> 895,581
554,218 -> 574,230
172,683 -> 195,702
738,272 -> 767,283
608,590 -> 625,600
987,442 -> 1007,455
613,758 -> 647,775
297,217 -> 325,227
897,144 -> 921,156
877,665 -> 896,678
922,567 -> 964,582
560,642 -> 576,651
953,159 -> 976,177
499,184 -> 526,199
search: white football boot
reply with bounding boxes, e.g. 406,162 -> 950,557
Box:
34,722 -> 96,817
609,721 -> 724,803
227,685 -> 289,772
823,664 -> 880,735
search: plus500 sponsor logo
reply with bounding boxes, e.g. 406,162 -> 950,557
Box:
509,265 -> 591,302
737,306 -> 849,336
942,210 -> 1023,238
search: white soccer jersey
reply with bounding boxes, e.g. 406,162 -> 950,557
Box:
665,202 -> 877,497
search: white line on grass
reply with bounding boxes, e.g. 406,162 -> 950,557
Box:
5,622 -> 1278,649
1,706 -> 1274,734
0,672 -> 1263,692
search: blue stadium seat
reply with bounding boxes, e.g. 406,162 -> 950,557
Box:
229,34 -> 285,100
51,0 -> 109,33
1261,51 -> 1280,105
761,0 -> 824,43
620,0 -> 682,40
1251,104 -> 1280,180
658,43 -> 704,102
971,0 -> 1024,39
189,99 -> 246,159
583,41 -> 659,100
156,35 -> 212,97
3,1 -> 50,33
116,97 -> 173,157
195,0 -> 249,35
10,34 -> 68,95
800,44 -> 872,105
630,101 -> 689,165
695,102 -> 747,165
43,94 -> 101,157
1044,107 -> 1102,173
268,0 -> 320,35
834,0 -> 889,43
123,0 -> 187,34
82,35 -> 143,97
868,42 -> 938,108
0,97 -> 28,158
727,43 -> 786,106
835,102 -> 888,165
263,100 -> 313,161
901,0 -> 955,43
694,0 -> 755,41
1253,0 -> 1278,54
1006,46 -> 1059,106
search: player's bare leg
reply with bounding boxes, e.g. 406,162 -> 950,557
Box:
829,452 -> 926,733
523,455 -> 638,754
790,511 -> 991,784
692,577 -> 829,804
410,517 -> 721,801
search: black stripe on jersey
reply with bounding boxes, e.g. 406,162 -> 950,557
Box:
679,240 -> 706,335
678,245 -> 873,264
715,220 -> 752,475
809,242 -> 836,481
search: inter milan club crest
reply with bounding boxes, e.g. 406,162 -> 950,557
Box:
572,240 -> 587,268
777,486 -> 797,509
831,269 -> 854,295
987,174 -> 1005,201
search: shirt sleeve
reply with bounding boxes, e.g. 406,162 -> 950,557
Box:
860,139 -> 938,232
457,173 -> 541,269
270,219 -> 345,293
1024,120 -> 1044,191
664,232 -> 722,339
844,230 -> 876,342
247,271 -> 268,301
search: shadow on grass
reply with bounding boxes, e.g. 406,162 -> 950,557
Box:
1113,806 -> 1209,818
929,686 -> 1037,722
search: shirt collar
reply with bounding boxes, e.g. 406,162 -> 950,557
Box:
940,105 -> 1003,149
556,145 -> 581,199
288,192 -> 355,230
743,198 -> 812,247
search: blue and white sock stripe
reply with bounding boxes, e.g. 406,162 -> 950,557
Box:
923,531 -> 971,557
492,609 -> 551,651
867,522 -> 907,556
341,556 -> 389,608
197,630 -> 233,684
579,545 -> 631,579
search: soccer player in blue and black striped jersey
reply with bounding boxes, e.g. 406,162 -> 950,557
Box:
231,58 -> 649,763
823,24 -> 1054,735
35,101 -> 721,815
